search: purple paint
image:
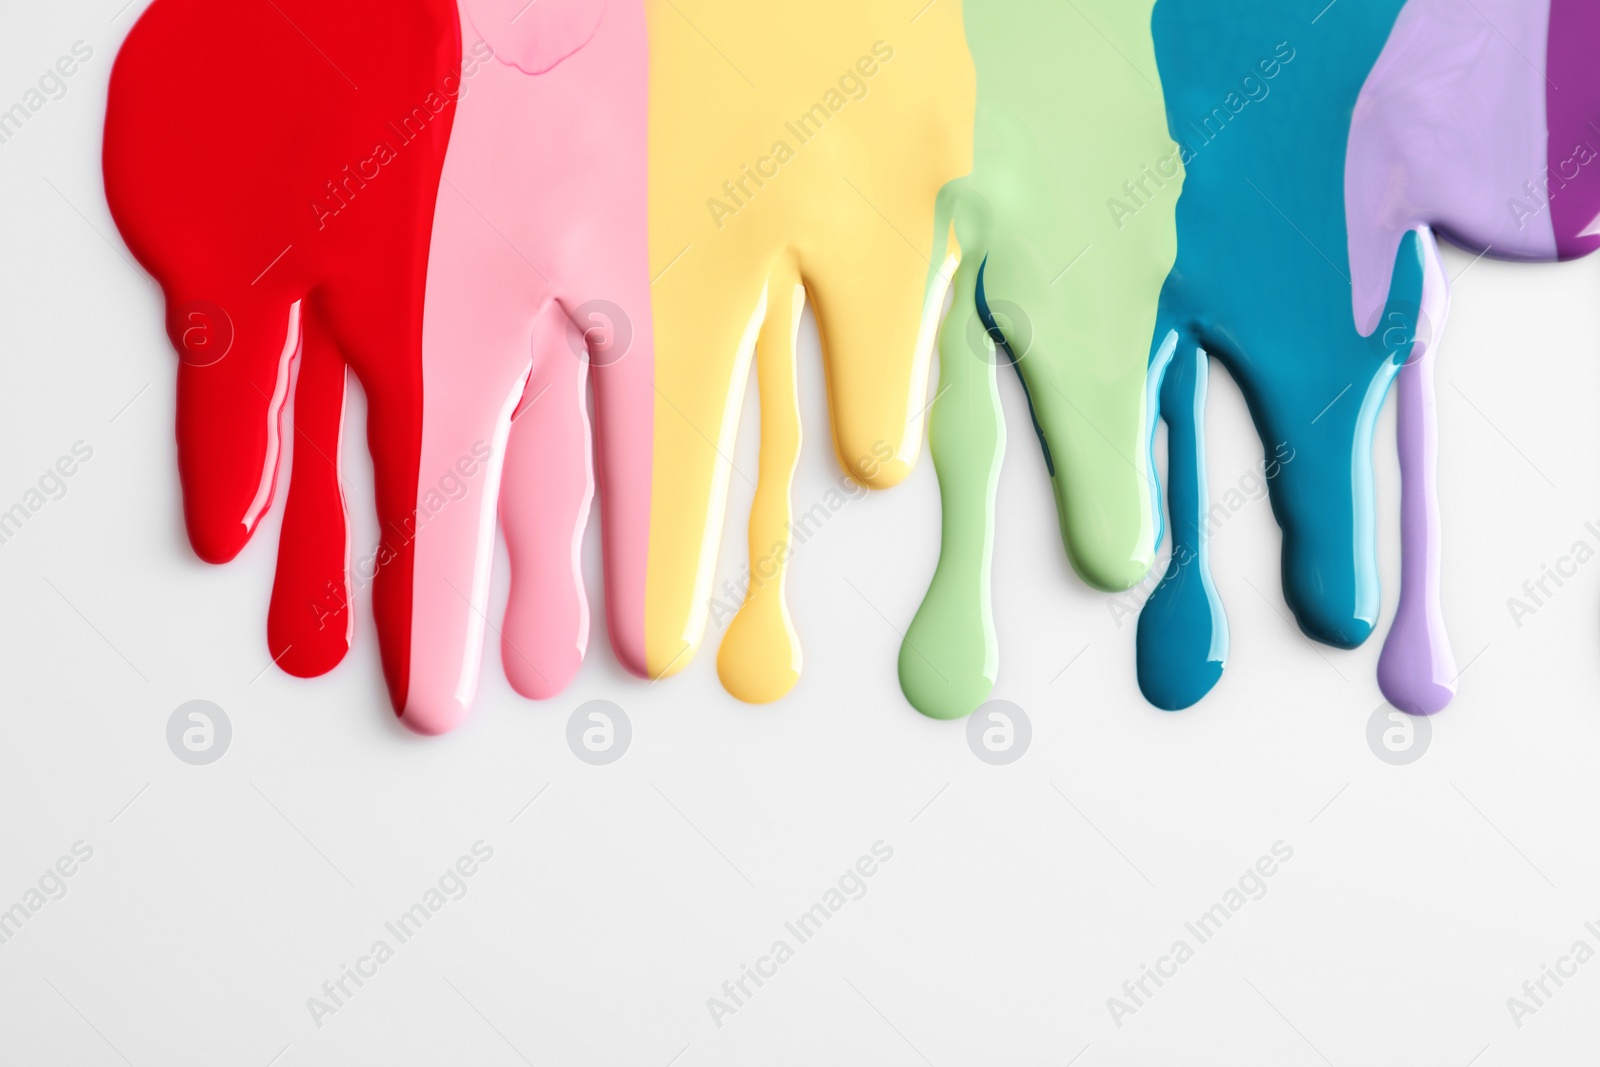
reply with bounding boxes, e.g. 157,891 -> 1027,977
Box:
1347,0 -> 1554,334
1347,0 -> 1566,714
1547,0 -> 1600,259
1376,228 -> 1455,715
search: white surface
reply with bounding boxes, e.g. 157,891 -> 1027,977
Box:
5,3 -> 1600,1065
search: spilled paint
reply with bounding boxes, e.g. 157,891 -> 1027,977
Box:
1547,1 -> 1600,260
1343,0 -> 1539,716
103,0 -> 1600,730
1135,0 -> 1427,711
105,0 -> 974,724
108,0 -> 655,735
1136,339 -> 1224,711
103,0 -> 462,713
900,0 -> 1181,719
1346,0 -> 1600,713
397,0 -> 652,733
900,0 -> 1600,722
642,2 -> 975,701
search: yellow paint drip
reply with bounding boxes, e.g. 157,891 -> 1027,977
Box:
717,256 -> 803,703
644,0 -> 976,690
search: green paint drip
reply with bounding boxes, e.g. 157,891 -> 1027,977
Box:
901,249 -> 1003,719
901,0 -> 1180,718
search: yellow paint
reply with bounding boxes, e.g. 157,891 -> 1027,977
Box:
644,0 -> 976,688
717,255 -> 803,702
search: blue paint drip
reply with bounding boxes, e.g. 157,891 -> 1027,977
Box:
1139,335 -> 1226,710
1139,0 -> 1426,708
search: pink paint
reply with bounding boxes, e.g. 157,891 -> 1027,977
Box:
401,0 -> 652,733
463,0 -> 607,74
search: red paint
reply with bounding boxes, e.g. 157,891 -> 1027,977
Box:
103,0 -> 461,712
269,319 -> 351,680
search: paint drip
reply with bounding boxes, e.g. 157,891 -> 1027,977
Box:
900,0 -> 1181,719
1346,0 -> 1600,713
262,0 -> 655,734
106,0 -> 1600,729
1134,1 -> 1423,712
641,2 -> 975,703
104,0 -> 462,715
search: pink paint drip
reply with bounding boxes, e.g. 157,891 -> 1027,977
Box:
402,0 -> 652,733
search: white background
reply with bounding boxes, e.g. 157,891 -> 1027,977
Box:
5,2 -> 1600,1065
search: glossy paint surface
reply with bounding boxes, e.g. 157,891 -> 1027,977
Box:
106,0 -> 1600,729
1137,340 -> 1224,711
1548,0 -> 1600,259
900,0 -> 1180,719
1338,0 -> 1600,713
103,0 -> 462,713
1136,0 -> 1425,710
642,3 -> 975,701
1347,0 -> 1555,334
106,0 -> 652,733
401,2 -> 652,734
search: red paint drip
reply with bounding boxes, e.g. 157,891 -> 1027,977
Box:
104,0 -> 461,712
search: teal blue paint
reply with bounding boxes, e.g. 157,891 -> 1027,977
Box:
1138,338 -> 1226,711
1139,0 -> 1426,708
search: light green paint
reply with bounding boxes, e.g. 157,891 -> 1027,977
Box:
901,0 -> 1181,719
